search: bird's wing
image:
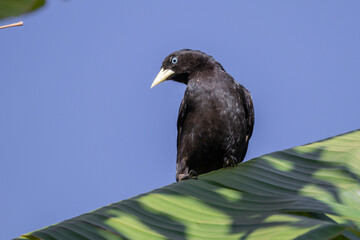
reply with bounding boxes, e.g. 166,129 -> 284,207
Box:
235,84 -> 254,162
243,87 -> 255,142
177,97 -> 187,148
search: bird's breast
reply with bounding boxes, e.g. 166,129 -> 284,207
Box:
183,89 -> 244,139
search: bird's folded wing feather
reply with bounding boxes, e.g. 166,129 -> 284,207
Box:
242,87 -> 255,142
177,98 -> 187,148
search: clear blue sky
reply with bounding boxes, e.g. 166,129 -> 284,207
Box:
1,1 -> 359,239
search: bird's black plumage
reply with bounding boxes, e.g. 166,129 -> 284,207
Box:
152,49 -> 254,181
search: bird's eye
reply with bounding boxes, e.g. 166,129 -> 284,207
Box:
171,57 -> 178,64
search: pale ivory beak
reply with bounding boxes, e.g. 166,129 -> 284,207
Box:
151,68 -> 175,88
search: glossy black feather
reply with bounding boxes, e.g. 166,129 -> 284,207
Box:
156,49 -> 254,181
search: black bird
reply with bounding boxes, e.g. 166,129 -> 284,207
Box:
151,49 -> 254,181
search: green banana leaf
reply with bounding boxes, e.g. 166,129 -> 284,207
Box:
0,0 -> 45,20
16,130 -> 360,240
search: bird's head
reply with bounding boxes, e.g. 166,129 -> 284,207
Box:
151,49 -> 224,88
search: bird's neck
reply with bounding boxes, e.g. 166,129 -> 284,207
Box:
187,72 -> 221,95
188,67 -> 220,85
177,63 -> 224,85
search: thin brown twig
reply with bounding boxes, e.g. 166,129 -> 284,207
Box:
0,21 -> 23,30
